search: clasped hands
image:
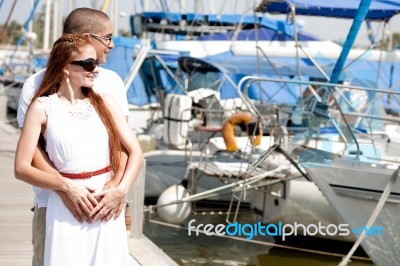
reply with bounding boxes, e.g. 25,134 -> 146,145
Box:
58,181 -> 125,223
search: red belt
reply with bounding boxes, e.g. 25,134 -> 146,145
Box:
60,166 -> 111,179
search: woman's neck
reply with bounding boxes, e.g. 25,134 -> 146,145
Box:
57,83 -> 86,105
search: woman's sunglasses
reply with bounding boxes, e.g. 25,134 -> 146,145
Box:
70,58 -> 99,72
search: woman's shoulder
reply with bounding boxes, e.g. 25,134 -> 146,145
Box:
35,94 -> 57,115
36,94 -> 50,102
28,98 -> 47,117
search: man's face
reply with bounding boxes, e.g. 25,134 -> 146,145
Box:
89,20 -> 114,64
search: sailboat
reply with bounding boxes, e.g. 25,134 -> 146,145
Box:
252,1 -> 400,265
142,1 -> 400,265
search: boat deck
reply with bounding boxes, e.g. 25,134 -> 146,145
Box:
188,151 -> 285,179
189,158 -> 266,178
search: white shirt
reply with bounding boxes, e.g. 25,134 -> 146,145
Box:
17,67 -> 129,208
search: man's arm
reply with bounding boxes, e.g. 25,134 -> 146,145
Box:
98,116 -> 130,221
92,69 -> 131,220
91,97 -> 144,222
104,117 -> 129,187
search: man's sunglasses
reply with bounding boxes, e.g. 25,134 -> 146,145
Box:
89,33 -> 112,46
70,58 -> 99,72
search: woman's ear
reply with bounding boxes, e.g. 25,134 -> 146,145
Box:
63,66 -> 70,76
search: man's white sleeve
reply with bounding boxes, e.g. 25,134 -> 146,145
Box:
17,79 -> 36,128
110,71 -> 130,117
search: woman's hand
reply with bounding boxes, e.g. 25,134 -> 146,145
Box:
63,179 -> 98,220
90,183 -> 125,222
55,190 -> 91,223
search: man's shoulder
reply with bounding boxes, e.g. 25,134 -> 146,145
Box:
94,67 -> 125,93
98,67 -> 120,79
25,69 -> 46,84
96,67 -> 124,87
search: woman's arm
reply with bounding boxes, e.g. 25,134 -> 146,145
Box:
33,145 -> 93,222
15,100 -> 99,217
90,95 -> 144,221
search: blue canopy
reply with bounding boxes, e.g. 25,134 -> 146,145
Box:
257,0 -> 400,20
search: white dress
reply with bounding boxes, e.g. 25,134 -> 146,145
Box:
38,94 -> 131,266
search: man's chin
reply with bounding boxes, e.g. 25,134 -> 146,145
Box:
99,57 -> 107,65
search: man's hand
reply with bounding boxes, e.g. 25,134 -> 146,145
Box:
90,182 -> 125,222
55,191 -> 91,223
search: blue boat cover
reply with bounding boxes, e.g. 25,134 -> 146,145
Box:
197,27 -> 318,41
257,0 -> 400,20
103,36 -> 184,106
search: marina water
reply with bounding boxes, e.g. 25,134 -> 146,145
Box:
144,208 -> 373,266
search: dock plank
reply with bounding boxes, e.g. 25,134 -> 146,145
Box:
0,122 -> 34,265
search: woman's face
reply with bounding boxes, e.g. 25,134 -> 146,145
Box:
67,45 -> 99,89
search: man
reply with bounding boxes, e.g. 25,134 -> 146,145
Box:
16,8 -> 134,266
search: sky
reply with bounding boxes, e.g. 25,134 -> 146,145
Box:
1,0 -> 399,47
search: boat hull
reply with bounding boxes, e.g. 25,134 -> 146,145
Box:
250,178 -> 348,241
298,147 -> 400,266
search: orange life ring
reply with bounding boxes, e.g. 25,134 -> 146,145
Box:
222,112 -> 262,152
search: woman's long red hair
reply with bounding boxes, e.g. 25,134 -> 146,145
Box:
32,34 -> 121,176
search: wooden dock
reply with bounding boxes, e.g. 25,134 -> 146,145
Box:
0,121 -> 177,266
0,121 -> 33,265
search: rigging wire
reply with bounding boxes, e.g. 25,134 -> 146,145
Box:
0,0 -> 18,42
9,0 -> 41,67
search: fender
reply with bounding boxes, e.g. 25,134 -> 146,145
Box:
163,94 -> 192,148
222,112 -> 262,152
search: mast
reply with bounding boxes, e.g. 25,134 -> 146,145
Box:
43,0 -> 51,50
327,0 -> 372,159
101,0 -> 110,12
113,0 -> 120,36
52,0 -> 61,45
180,0 -> 186,13
329,0 -> 373,84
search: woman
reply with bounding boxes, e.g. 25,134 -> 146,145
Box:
14,34 -> 143,265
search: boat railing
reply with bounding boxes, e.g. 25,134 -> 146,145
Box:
124,40 -> 152,93
237,76 -> 400,159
